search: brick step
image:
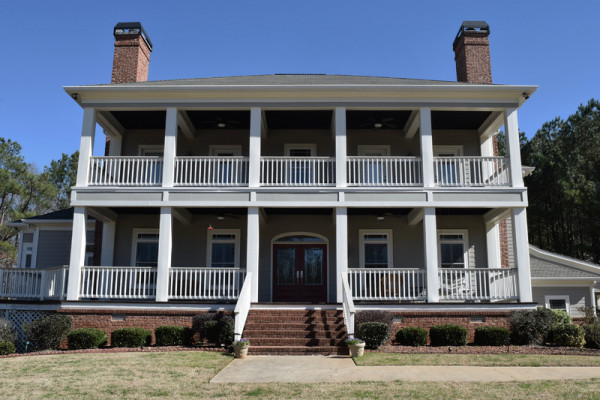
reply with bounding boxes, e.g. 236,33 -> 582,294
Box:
244,323 -> 346,331
245,316 -> 344,323
248,346 -> 349,356
243,329 -> 347,339
248,310 -> 342,315
246,337 -> 346,346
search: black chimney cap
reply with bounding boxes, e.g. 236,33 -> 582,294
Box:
453,21 -> 490,49
114,22 -> 153,51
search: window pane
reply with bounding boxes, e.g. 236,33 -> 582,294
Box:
275,235 -> 325,243
365,243 -> 387,268
136,242 -> 158,267
440,242 -> 465,268
25,254 -> 32,268
211,243 -> 235,268
212,234 -> 235,241
138,233 -> 159,240
289,149 -> 312,157
364,234 -> 387,241
549,299 -> 567,310
304,248 -> 323,285
277,247 -> 295,286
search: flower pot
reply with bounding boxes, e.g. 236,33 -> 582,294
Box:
349,342 -> 365,357
233,345 -> 249,359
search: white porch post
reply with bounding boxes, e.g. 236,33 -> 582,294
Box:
108,136 -> 122,156
248,108 -> 262,188
247,207 -> 259,302
335,207 -> 348,302
504,108 -> 524,188
162,107 -> 178,188
100,221 -> 116,266
156,207 -> 173,302
75,108 -> 96,187
335,107 -> 347,187
419,108 -> 434,187
423,207 -> 439,302
67,207 -> 87,301
485,222 -> 501,268
512,207 -> 532,302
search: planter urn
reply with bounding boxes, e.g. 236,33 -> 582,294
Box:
349,342 -> 365,357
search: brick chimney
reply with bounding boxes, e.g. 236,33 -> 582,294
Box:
111,22 -> 153,84
452,21 -> 491,84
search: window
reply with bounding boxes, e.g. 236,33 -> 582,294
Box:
284,144 -> 317,184
359,230 -> 393,268
433,146 -> 463,185
209,145 -> 243,184
438,231 -> 468,269
357,146 -> 391,184
545,295 -> 570,315
138,146 -> 164,184
207,230 -> 240,268
132,231 -> 159,267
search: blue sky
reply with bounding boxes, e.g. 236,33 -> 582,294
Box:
1,0 -> 599,168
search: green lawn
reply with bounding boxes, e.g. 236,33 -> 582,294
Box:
354,352 -> 600,367
0,351 -> 599,399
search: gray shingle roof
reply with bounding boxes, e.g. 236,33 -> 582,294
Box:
530,253 -> 600,279
91,74 -> 494,87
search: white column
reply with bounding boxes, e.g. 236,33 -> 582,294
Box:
100,221 -> 116,266
485,222 -> 501,268
248,108 -> 262,188
335,207 -> 348,302
504,108 -> 524,188
67,207 -> 87,301
156,207 -> 173,302
480,135 -> 494,157
335,107 -> 347,187
512,207 -> 532,302
162,107 -> 178,188
246,207 -> 259,302
108,136 -> 122,156
419,108 -> 434,187
423,207 -> 439,302
75,108 -> 96,187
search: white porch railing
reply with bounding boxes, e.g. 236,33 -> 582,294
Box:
341,273 -> 356,338
348,268 -> 427,301
260,157 -> 335,186
347,157 -> 422,186
0,267 -> 68,300
88,156 -> 164,186
434,156 -> 510,187
234,272 -> 252,341
79,266 -> 157,300
168,268 -> 246,300
174,157 -> 249,186
438,268 -> 518,301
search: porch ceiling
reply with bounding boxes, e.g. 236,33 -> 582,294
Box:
110,111 -> 166,129
431,110 -> 492,130
186,111 -> 250,130
346,110 -> 412,130
265,110 -> 333,129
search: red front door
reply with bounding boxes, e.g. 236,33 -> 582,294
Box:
273,244 -> 327,302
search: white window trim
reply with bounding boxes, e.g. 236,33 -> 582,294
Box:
358,229 -> 393,269
131,229 -> 160,267
437,229 -> 469,268
206,229 -> 241,269
433,145 -> 463,156
138,145 -> 164,156
284,144 -> 317,156
545,295 -> 571,315
357,145 -> 391,156
209,145 -> 242,156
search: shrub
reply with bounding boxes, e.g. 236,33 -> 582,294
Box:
0,318 -> 16,344
395,327 -> 428,346
552,310 -> 573,327
429,324 -> 467,346
582,324 -> 600,349
155,326 -> 192,346
0,341 -> 16,355
111,328 -> 152,348
509,308 -> 556,345
473,326 -> 510,346
356,322 -> 389,350
192,313 -> 217,341
215,316 -> 234,346
546,324 -> 586,348
192,313 -> 233,346
24,314 -> 72,350
67,328 -> 107,350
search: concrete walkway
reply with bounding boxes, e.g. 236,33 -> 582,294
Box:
210,355 -> 600,383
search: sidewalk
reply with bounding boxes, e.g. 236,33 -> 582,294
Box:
210,355 -> 600,383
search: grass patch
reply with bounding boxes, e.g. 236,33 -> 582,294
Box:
354,353 -> 600,367
0,352 -> 599,399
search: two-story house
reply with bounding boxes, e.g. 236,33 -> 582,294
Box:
1,21 -> 539,354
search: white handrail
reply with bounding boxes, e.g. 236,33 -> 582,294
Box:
168,268 -> 246,300
234,272 -> 252,341
347,268 -> 427,301
438,267 -> 518,300
174,156 -> 249,186
433,156 -> 510,187
88,156 -> 164,186
79,266 -> 157,299
0,267 -> 68,300
347,156 -> 422,186
261,157 -> 335,186
341,273 -> 356,338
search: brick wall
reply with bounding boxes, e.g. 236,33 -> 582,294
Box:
453,31 -> 492,84
111,34 -> 151,84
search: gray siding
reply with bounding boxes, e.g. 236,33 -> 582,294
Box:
432,130 -> 480,156
532,286 -> 591,317
36,230 -> 72,268
122,130 -> 165,156
262,130 -> 334,156
346,129 -> 419,156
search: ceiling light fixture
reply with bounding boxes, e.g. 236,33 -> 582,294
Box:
217,216 -> 225,221
377,216 -> 385,221
373,122 -> 383,129
217,123 -> 227,128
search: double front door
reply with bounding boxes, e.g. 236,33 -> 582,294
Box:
273,244 -> 327,302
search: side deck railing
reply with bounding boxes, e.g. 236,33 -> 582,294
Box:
433,156 -> 510,187
88,156 -> 163,186
79,266 -> 157,300
348,268 -> 427,301
0,267 -> 68,300
174,157 -> 249,186
261,157 -> 335,186
438,267 -> 518,301
168,268 -> 246,300
347,157 -> 422,186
